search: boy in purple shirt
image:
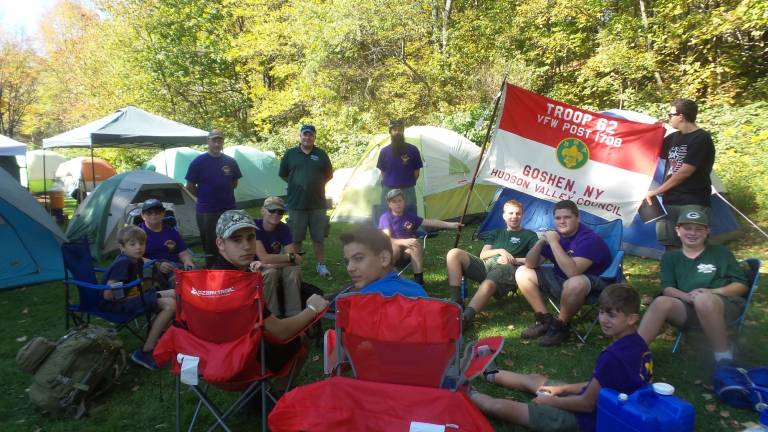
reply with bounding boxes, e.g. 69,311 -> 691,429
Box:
251,196 -> 304,317
515,200 -> 611,346
470,283 -> 653,432
378,189 -> 461,285
185,129 -> 242,267
138,199 -> 196,290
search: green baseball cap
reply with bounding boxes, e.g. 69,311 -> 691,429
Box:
676,210 -> 709,227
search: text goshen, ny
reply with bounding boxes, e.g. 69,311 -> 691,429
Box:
489,165 -> 623,217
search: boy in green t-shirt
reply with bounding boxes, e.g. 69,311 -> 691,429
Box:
446,199 -> 538,326
638,210 -> 748,365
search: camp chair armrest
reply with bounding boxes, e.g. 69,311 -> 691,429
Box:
599,251 -> 624,282
93,267 -> 106,273
142,259 -> 157,269
264,306 -> 329,344
63,277 -> 142,291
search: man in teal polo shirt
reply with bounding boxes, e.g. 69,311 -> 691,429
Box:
279,124 -> 334,278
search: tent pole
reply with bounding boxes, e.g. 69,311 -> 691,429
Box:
42,149 -> 48,211
162,144 -> 168,177
453,75 -> 507,248
90,147 -> 96,190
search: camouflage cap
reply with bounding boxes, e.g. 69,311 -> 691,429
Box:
263,196 -> 285,211
216,210 -> 258,239
385,188 -> 405,202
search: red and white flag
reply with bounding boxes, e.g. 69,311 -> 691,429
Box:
478,84 -> 665,224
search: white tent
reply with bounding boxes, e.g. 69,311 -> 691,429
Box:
21,150 -> 68,192
0,135 -> 26,156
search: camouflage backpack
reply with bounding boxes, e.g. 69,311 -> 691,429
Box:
17,325 -> 126,418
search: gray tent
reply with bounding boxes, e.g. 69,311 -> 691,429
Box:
42,106 -> 208,149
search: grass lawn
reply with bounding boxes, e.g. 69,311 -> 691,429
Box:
1,214 -> 766,431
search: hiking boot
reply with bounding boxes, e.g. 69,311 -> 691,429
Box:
131,349 -> 158,371
316,263 -> 332,279
538,319 -> 570,347
521,313 -> 553,339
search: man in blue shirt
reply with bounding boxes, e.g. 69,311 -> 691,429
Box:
340,226 -> 426,297
185,129 -> 242,267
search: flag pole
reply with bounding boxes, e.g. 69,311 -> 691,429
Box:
453,75 -> 507,248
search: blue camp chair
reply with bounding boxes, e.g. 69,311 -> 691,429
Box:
63,240 -> 156,341
546,219 -> 625,343
671,258 -> 761,353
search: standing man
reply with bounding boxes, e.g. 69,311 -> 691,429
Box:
279,124 -> 334,278
515,200 -> 612,347
376,119 -> 423,209
645,99 -> 715,250
185,128 -> 242,267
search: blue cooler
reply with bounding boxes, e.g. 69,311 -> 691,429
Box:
597,384 -> 695,432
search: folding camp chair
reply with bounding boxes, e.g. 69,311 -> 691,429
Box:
63,240 -> 156,341
672,258 -> 762,353
324,292 -> 503,388
270,292 -> 499,431
153,269 -> 317,432
545,219 -> 625,343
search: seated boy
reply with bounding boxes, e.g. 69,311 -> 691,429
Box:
210,210 -> 328,375
638,211 -> 748,365
251,196 -> 303,317
138,198 -> 196,290
341,225 -> 427,297
470,283 -> 653,432
102,226 -> 176,371
378,188 -> 461,285
446,199 -> 538,325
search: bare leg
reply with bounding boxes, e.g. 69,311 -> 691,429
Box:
470,392 -> 531,426
144,297 -> 175,352
467,280 -> 498,314
313,241 -> 325,263
515,266 -> 547,314
557,276 -> 589,323
446,248 -> 471,286
493,371 -> 548,393
405,243 -> 424,273
637,296 -> 687,345
693,293 -> 729,352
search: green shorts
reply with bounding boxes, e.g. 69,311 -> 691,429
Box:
527,380 -> 579,432
656,204 -> 711,247
288,208 -> 328,243
680,293 -> 746,330
465,254 -> 519,298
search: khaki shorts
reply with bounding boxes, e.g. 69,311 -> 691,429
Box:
289,208 -> 328,243
656,204 -> 711,247
465,254 -> 519,297
527,380 -> 579,432
680,293 -> 745,330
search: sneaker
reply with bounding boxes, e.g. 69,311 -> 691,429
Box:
131,349 -> 158,371
538,319 -> 570,347
521,313 -> 553,339
316,263 -> 332,279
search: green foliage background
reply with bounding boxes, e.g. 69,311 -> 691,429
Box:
1,0 -> 766,218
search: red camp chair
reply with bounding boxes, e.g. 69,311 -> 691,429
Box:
270,293 -> 501,431
154,270 -> 306,432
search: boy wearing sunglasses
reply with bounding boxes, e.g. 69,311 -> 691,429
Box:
252,196 -> 304,317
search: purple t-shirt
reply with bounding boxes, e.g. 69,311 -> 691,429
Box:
185,153 -> 242,212
139,222 -> 188,263
576,333 -> 653,432
376,143 -> 423,188
254,219 -> 293,255
541,223 -> 611,279
378,210 -> 423,239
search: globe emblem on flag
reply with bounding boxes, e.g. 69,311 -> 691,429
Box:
556,138 -> 589,169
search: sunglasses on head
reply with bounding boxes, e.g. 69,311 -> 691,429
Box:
267,208 -> 285,215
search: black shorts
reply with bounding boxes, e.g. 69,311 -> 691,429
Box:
535,267 -> 608,300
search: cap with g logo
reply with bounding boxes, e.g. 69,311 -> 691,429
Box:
676,210 -> 709,227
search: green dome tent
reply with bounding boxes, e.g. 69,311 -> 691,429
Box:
331,126 -> 495,223
143,147 -> 203,184
222,145 -> 287,208
66,171 -> 199,259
